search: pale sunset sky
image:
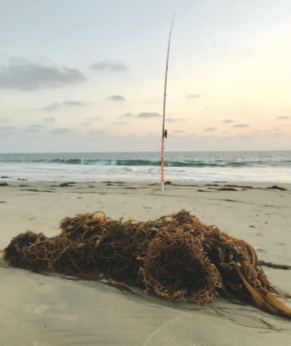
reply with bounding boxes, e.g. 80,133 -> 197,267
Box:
0,0 -> 290,152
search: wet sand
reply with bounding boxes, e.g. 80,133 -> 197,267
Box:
0,181 -> 291,345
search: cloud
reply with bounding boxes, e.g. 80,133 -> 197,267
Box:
119,112 -> 163,119
42,103 -> 62,112
137,112 -> 161,118
277,116 -> 290,119
87,116 -> 102,120
63,101 -> 85,107
173,130 -> 185,133
202,135 -> 218,140
222,119 -> 233,123
119,111 -> 163,119
186,94 -> 200,99
114,121 -> 126,125
233,124 -> 250,128
120,112 -> 135,118
23,124 -> 45,133
50,128 -> 71,135
0,117 -> 9,122
43,117 -> 55,122
42,100 -> 86,112
205,127 -> 217,131
89,130 -> 105,136
107,95 -> 125,101
167,118 -> 186,122
0,126 -> 16,132
90,60 -> 127,72
0,60 -> 86,90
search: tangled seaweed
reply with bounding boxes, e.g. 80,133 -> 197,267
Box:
142,230 -> 220,304
2,210 -> 291,319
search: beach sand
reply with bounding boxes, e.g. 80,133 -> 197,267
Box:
1,180 -> 291,345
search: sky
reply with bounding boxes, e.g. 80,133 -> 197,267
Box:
0,0 -> 290,152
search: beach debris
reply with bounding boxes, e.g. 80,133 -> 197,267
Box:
267,185 -> 287,191
217,188 -> 237,191
225,184 -> 253,189
1,176 -> 9,179
2,210 -> 291,319
259,261 -> 291,270
21,189 -> 39,192
20,189 -> 53,193
59,182 -> 76,187
0,182 -> 8,186
254,246 -> 267,253
17,178 -> 27,181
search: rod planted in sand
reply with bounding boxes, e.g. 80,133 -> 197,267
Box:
161,15 -> 175,192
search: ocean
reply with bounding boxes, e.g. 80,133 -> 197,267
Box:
0,151 -> 290,183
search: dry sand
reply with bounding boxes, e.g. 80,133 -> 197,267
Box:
1,180 -> 291,345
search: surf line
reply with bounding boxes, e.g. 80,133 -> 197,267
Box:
161,15 -> 175,192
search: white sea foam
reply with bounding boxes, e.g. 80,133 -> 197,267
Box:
0,151 -> 290,183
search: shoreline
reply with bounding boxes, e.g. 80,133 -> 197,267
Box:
1,179 -> 291,187
1,172 -> 291,184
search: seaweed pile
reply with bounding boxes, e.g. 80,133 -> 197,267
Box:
2,210 -> 291,319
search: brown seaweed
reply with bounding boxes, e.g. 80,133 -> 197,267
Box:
2,210 -> 291,319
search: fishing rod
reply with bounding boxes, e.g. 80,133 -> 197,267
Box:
161,15 -> 175,192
